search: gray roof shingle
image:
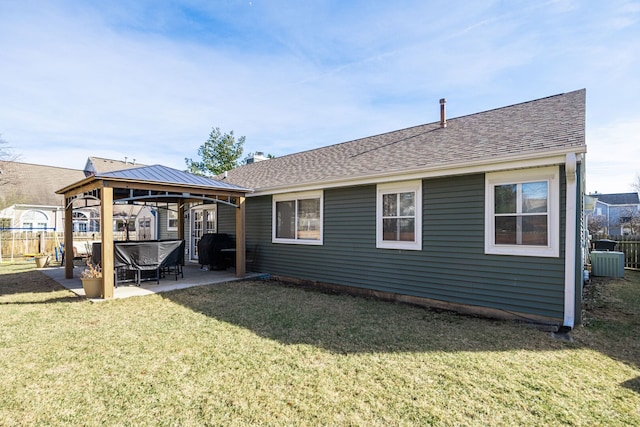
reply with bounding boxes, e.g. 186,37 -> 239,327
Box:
221,89 -> 586,192
0,162 -> 86,206
592,193 -> 640,205
85,157 -> 146,175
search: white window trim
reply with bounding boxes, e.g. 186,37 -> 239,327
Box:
272,190 -> 323,245
376,180 -> 422,250
167,205 -> 179,231
485,166 -> 560,257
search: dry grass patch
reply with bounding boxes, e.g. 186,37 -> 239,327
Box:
1,262 -> 639,426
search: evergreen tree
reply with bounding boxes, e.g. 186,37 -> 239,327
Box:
185,127 -> 244,176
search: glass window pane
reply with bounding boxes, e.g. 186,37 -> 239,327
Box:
495,185 -> 517,214
495,216 -> 517,244
399,192 -> 415,216
297,198 -> 320,240
383,194 -> 397,217
168,209 -> 178,229
522,181 -> 548,213
276,201 -> 295,239
522,215 -> 548,245
383,218 -> 397,241
398,218 -> 415,241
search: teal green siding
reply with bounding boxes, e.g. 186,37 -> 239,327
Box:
217,204 -> 236,236
243,173 -> 568,320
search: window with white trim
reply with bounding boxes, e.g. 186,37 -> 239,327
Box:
273,191 -> 323,245
376,180 -> 422,250
167,204 -> 178,231
485,166 -> 559,257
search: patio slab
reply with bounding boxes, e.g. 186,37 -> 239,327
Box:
40,263 -> 263,300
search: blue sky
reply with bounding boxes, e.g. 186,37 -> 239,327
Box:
1,0 -> 638,194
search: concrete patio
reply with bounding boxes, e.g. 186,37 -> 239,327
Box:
40,263 -> 264,300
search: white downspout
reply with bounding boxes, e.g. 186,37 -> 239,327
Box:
564,153 -> 577,329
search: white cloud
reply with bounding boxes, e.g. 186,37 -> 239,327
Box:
0,0 -> 638,189
587,117 -> 640,194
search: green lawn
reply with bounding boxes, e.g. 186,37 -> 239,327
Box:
1,261 -> 638,426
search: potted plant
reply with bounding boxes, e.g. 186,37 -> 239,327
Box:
80,260 -> 102,298
34,253 -> 50,268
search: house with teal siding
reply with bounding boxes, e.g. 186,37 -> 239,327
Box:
217,90 -> 587,329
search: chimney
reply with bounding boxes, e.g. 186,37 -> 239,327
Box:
439,98 -> 447,128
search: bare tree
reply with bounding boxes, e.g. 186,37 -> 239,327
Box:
0,135 -> 21,210
0,135 -> 19,187
587,214 -> 608,238
618,206 -> 640,236
633,173 -> 640,194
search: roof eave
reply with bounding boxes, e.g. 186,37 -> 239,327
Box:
56,175 -> 252,196
56,176 -> 96,195
247,146 -> 587,196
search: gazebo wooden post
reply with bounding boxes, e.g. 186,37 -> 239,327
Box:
64,197 -> 74,279
101,186 -> 115,298
235,196 -> 246,277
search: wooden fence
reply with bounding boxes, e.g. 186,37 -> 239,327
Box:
613,240 -> 640,270
0,231 -> 63,262
593,236 -> 640,270
0,230 -> 130,262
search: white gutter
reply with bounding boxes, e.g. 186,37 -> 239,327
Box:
564,153 -> 578,329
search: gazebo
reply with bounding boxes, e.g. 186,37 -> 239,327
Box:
56,165 -> 252,298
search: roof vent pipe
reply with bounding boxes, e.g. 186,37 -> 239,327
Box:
439,98 -> 447,128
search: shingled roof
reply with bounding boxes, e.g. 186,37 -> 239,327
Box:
221,89 -> 586,192
84,157 -> 147,176
592,193 -> 640,205
0,162 -> 86,207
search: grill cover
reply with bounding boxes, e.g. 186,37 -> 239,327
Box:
198,233 -> 233,270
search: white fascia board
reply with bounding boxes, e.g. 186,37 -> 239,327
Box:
248,148 -> 585,197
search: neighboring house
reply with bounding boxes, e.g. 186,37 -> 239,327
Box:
84,156 -> 144,177
215,89 -> 587,328
0,162 -> 86,233
0,159 -> 158,257
590,192 -> 640,236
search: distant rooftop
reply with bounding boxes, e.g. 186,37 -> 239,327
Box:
590,192 -> 640,205
84,156 -> 146,176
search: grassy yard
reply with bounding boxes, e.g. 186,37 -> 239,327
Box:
1,261 -> 638,426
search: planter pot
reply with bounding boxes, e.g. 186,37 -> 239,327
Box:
35,255 -> 50,268
81,278 -> 102,298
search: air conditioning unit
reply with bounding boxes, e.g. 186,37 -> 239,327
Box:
590,251 -> 624,277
